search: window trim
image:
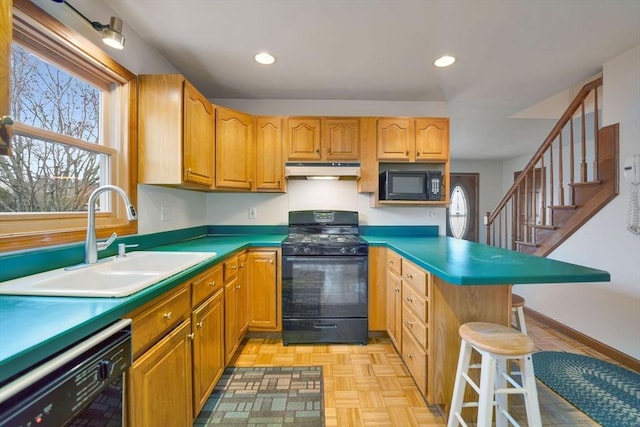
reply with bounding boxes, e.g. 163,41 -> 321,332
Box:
0,0 -> 137,252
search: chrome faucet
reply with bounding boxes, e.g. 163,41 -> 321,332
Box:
85,185 -> 137,265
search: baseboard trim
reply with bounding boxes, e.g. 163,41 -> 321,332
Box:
525,307 -> 640,372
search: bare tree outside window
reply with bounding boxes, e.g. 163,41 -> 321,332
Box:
0,44 -> 106,213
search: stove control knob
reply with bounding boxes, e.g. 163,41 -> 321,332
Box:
292,246 -> 298,254
350,247 -> 358,254
303,247 -> 311,254
340,247 -> 347,254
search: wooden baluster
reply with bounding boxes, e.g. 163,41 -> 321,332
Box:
511,196 -> 517,250
541,155 -> 546,225
593,88 -> 599,180
524,173 -> 530,242
581,101 -> 587,181
558,131 -> 564,205
485,211 -> 491,245
569,111 -> 575,203
549,139 -> 555,209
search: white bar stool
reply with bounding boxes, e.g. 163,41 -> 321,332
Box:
512,294 -> 527,334
447,322 -> 542,427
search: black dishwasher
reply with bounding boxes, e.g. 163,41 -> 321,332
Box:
0,319 -> 132,426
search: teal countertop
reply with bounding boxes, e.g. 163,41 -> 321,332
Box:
0,229 -> 609,385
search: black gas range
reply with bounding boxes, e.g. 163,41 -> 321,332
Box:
281,210 -> 369,345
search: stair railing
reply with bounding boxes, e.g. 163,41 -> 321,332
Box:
485,77 -> 603,252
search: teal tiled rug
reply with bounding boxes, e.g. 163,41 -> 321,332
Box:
194,366 -> 324,427
532,351 -> 640,427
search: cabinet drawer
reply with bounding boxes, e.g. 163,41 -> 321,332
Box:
130,283 -> 191,358
402,302 -> 428,349
223,255 -> 239,281
402,281 -> 427,322
402,259 -> 427,295
402,326 -> 427,394
192,264 -> 223,307
387,250 -> 402,276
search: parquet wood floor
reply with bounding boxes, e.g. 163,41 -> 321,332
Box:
230,316 -> 635,426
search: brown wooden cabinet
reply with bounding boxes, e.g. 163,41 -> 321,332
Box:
367,246 -> 387,331
224,253 -> 248,363
255,117 -> 285,191
215,106 -> 254,190
138,74 -> 214,188
0,0 -> 11,155
322,118 -> 361,160
286,117 -> 322,160
401,258 -> 431,397
386,249 -> 403,351
286,117 -> 360,161
191,264 -> 224,417
247,250 -> 278,330
377,117 -> 449,162
127,283 -> 193,426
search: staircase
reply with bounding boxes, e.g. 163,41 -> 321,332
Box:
485,77 -> 619,256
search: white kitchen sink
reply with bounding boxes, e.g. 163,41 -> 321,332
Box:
0,251 -> 217,297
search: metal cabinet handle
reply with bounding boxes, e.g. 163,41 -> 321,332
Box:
269,259 -> 273,264
406,296 -> 414,303
406,273 -> 414,279
209,280 -> 216,287
395,287 -> 400,293
187,332 -> 195,340
407,353 -> 413,359
405,150 -> 410,156
231,265 -> 237,270
197,320 -> 204,328
163,311 -> 173,320
406,320 -> 413,327
417,150 -> 421,156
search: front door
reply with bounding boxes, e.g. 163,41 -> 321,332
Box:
446,173 -> 479,242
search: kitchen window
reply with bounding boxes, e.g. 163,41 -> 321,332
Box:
0,0 -> 137,251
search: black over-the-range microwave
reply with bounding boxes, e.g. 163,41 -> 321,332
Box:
379,170 -> 442,201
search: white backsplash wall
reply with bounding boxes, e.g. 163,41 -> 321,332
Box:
205,180 -> 445,230
137,185 -> 207,234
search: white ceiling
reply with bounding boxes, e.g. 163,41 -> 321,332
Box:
104,0 -> 640,160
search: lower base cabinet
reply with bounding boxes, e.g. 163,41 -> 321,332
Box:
128,320 -> 193,427
192,288 -> 225,415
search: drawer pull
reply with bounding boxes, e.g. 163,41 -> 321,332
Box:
406,273 -> 414,279
187,332 -> 195,340
163,311 -> 173,320
209,280 -> 216,287
406,296 -> 414,303
395,287 -> 401,293
407,353 -> 413,359
406,320 -> 414,328
231,265 -> 237,270
197,320 -> 204,328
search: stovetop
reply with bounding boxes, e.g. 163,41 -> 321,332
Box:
284,233 -> 363,244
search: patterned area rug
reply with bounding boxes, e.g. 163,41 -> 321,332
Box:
194,366 -> 324,427
532,351 -> 640,427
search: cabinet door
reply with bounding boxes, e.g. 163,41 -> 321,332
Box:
128,320 -> 193,427
286,117 -> 322,160
216,107 -> 254,190
255,116 -> 284,191
224,277 -> 239,364
386,269 -> 402,352
377,118 -> 412,161
237,253 -> 249,335
415,118 -> 449,160
192,289 -> 224,416
323,118 -> 360,160
0,0 -> 11,156
247,251 -> 277,329
183,81 -> 214,186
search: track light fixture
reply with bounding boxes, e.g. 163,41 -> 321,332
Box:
54,0 -> 126,50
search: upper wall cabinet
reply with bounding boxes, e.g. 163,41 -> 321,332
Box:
286,117 -> 360,161
255,116 -> 285,192
377,117 -> 449,162
215,106 -> 253,190
138,74 -> 214,188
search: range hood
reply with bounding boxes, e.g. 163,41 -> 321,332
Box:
285,162 -> 361,180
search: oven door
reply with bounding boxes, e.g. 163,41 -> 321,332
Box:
282,255 -> 368,319
282,255 -> 368,344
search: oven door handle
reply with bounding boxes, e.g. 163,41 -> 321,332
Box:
284,256 -> 368,262
313,323 -> 338,329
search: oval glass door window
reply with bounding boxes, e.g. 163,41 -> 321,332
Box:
449,185 -> 469,239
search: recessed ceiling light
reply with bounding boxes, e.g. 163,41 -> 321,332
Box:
434,55 -> 456,67
254,52 -> 276,65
